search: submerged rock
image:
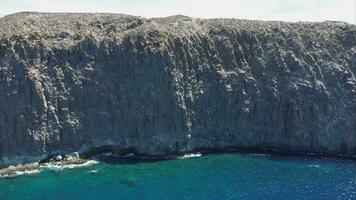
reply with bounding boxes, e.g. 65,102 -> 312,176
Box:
0,12 -> 355,167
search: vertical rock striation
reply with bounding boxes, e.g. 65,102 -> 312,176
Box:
0,12 -> 355,166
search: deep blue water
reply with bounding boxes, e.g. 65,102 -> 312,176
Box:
0,153 -> 355,200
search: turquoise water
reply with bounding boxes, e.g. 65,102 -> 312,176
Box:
0,153 -> 356,200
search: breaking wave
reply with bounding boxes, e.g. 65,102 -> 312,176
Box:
0,160 -> 99,178
179,153 -> 202,159
0,169 -> 41,178
41,160 -> 99,171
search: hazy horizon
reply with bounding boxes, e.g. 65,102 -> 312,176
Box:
0,0 -> 355,24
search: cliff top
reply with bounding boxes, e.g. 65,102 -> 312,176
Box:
0,12 -> 354,49
0,12 -> 353,36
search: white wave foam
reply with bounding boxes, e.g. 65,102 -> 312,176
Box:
42,160 -> 99,171
15,169 -> 41,176
62,160 -> 99,169
1,160 -> 99,178
88,170 -> 98,174
0,169 -> 42,178
41,163 -> 62,171
179,153 -> 202,159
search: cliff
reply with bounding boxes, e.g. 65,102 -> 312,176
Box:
0,12 -> 355,166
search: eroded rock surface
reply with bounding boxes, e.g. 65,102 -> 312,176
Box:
0,12 -> 355,166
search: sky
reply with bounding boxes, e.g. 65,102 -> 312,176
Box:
0,0 -> 355,24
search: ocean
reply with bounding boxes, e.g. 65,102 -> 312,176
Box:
0,153 -> 355,200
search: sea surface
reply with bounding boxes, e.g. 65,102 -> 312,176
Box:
0,153 -> 355,200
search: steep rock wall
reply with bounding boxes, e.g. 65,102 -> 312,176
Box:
0,13 -> 355,166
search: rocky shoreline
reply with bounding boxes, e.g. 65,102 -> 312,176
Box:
2,148 -> 356,179
0,152 -> 96,178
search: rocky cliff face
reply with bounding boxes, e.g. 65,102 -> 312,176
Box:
0,12 -> 355,166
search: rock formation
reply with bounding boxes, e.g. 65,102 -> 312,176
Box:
0,12 -> 355,167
